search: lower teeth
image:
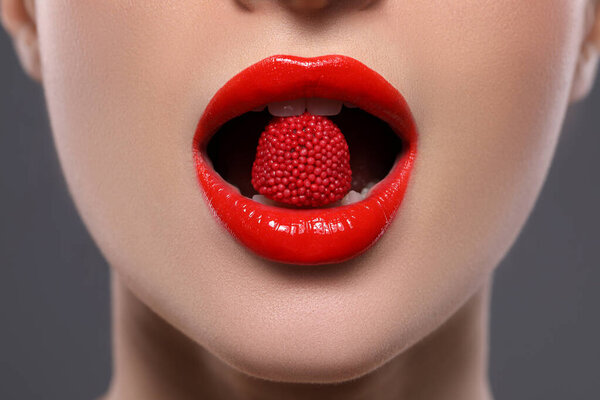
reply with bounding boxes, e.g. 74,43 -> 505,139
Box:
251,181 -> 377,207
340,190 -> 363,206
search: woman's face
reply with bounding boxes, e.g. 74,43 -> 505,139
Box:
33,0 -> 593,382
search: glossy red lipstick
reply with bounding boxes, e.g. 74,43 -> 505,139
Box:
193,55 -> 417,265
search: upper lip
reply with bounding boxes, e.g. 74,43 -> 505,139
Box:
195,55 -> 416,148
193,55 -> 418,265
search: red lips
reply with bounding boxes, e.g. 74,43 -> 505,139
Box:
193,55 -> 417,265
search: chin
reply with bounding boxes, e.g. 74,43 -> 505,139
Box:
207,321 -> 408,384
169,251 -> 451,385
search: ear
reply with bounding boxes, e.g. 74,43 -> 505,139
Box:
570,1 -> 600,102
1,0 -> 41,82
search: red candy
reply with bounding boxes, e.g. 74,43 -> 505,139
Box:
251,112 -> 352,207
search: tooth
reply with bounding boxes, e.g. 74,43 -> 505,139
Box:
252,194 -> 269,205
361,181 -> 377,197
268,99 -> 306,117
343,102 -> 358,108
306,98 -> 343,116
341,190 -> 364,206
252,194 -> 280,206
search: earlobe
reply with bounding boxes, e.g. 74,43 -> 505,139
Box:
1,0 -> 41,82
570,1 -> 600,103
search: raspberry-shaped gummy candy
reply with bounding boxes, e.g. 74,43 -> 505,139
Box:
251,112 -> 352,207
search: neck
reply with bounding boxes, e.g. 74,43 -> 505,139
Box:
103,274 -> 494,400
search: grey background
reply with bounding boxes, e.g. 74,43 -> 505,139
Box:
0,28 -> 598,400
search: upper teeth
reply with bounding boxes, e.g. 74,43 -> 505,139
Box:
262,98 -> 346,117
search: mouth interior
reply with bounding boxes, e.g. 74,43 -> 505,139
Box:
205,106 -> 404,204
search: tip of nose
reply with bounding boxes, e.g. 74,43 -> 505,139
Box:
236,0 -> 378,14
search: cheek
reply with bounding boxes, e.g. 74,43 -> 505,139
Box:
36,1 -> 214,263
384,0 -> 584,272
34,0 -> 236,318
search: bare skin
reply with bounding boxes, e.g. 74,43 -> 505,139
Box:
3,1 -> 600,399
101,275 -> 492,400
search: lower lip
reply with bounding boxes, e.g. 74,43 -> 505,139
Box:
193,55 -> 417,265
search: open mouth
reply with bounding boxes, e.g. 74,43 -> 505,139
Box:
193,55 -> 418,265
206,103 -> 404,208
